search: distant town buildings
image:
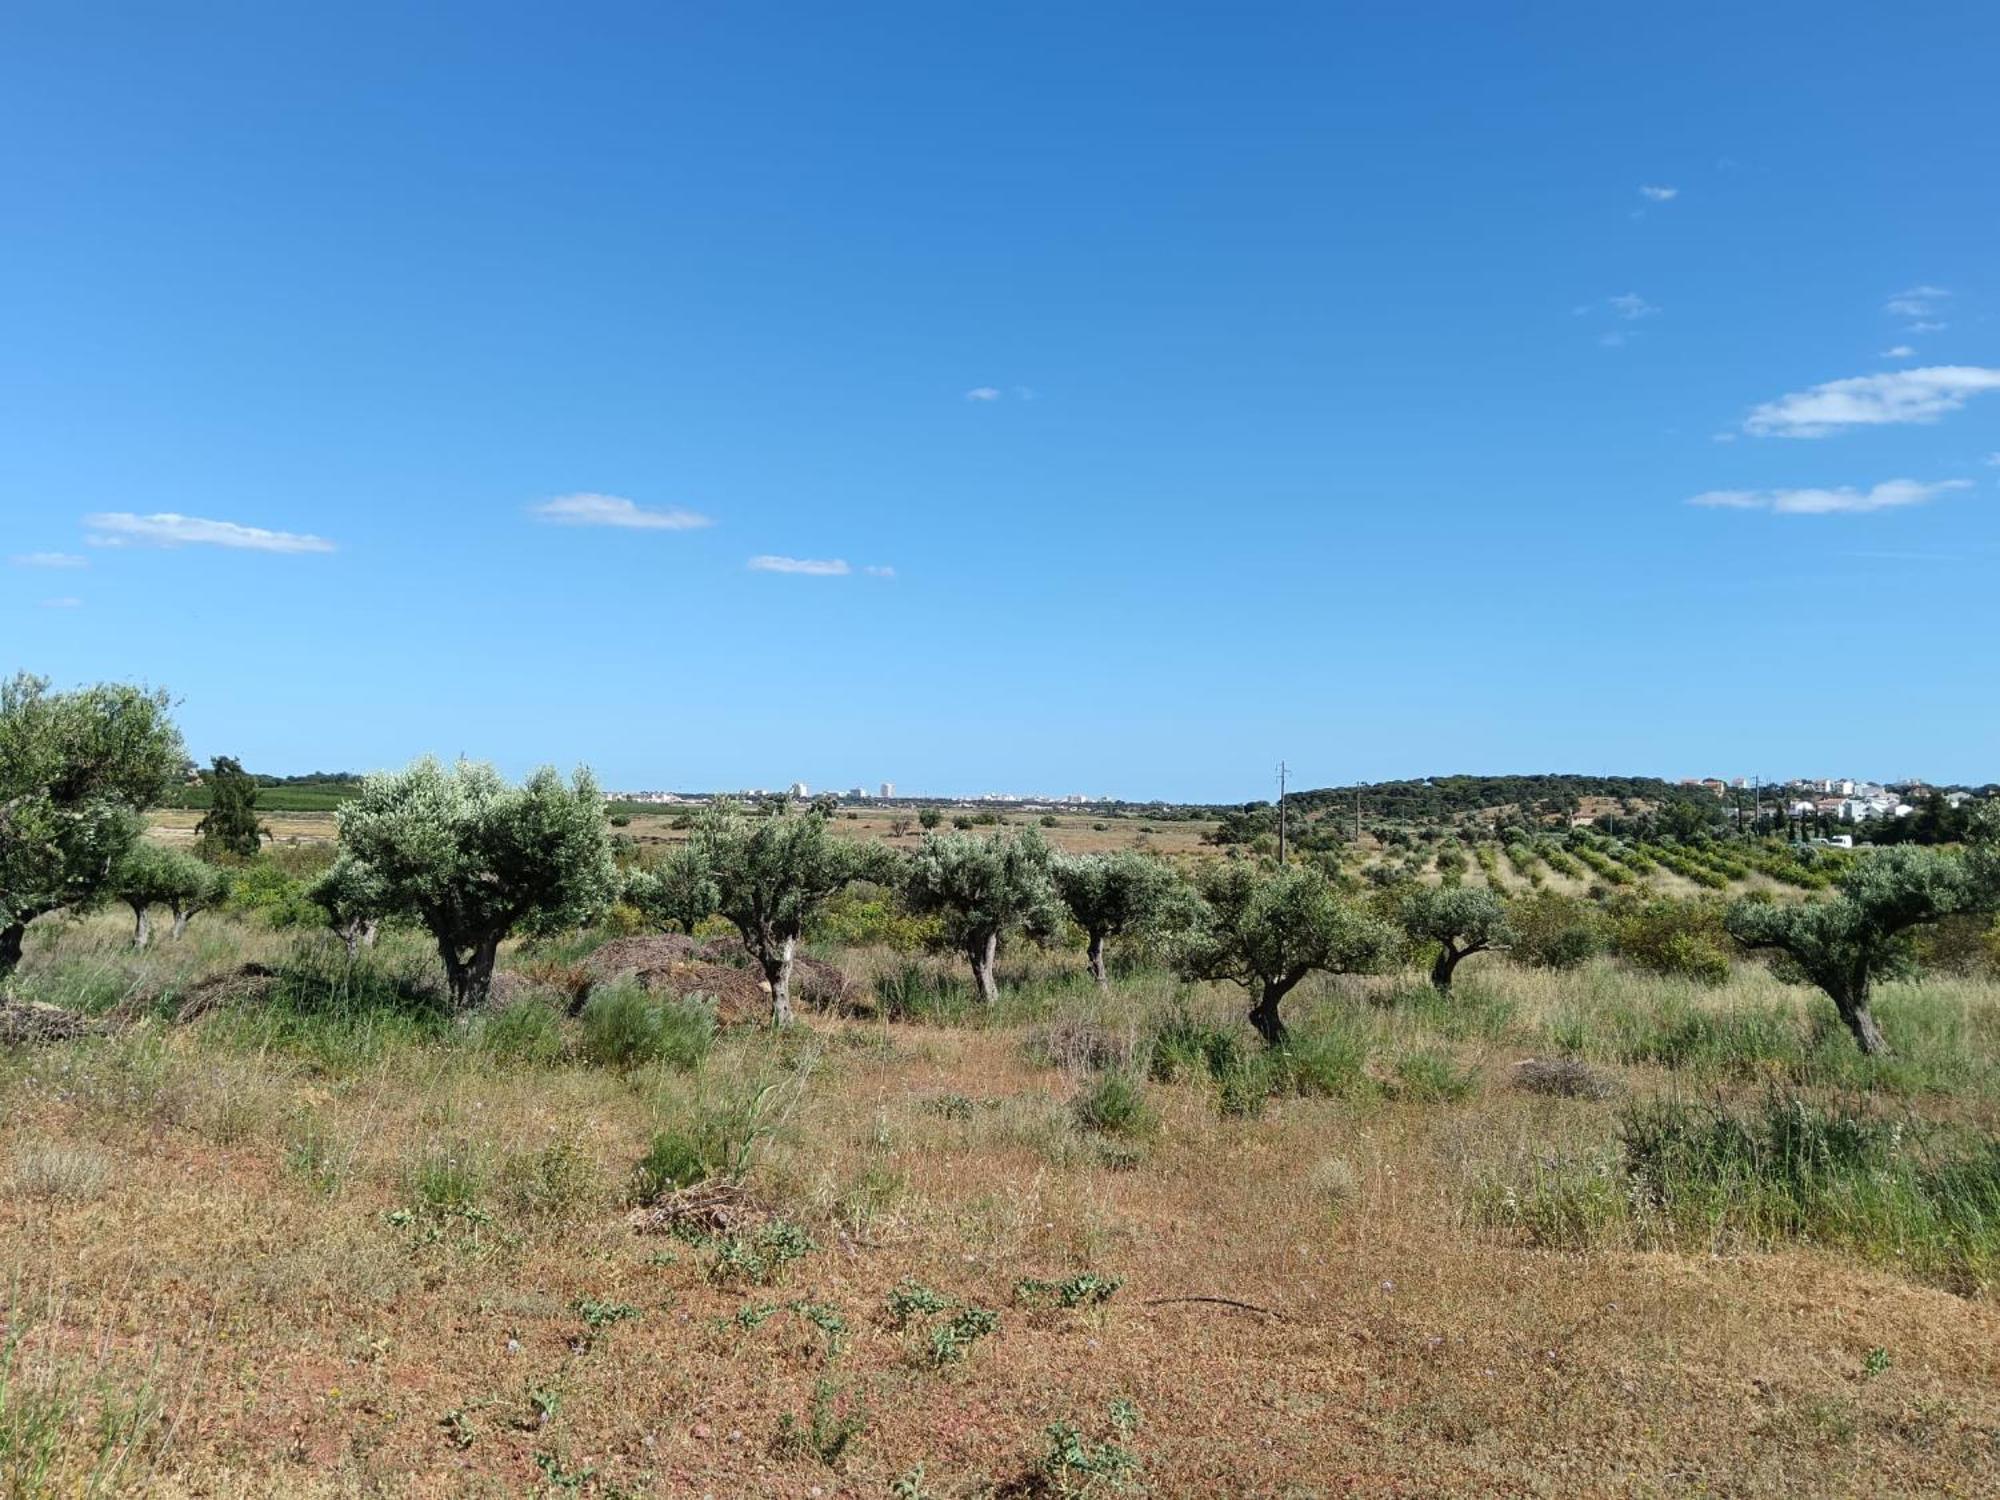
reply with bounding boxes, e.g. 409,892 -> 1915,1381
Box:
788,781 -> 809,798
880,781 -> 894,799
1684,772 -> 1927,824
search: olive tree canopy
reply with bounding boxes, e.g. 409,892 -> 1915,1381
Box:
1398,884 -> 1509,992
112,842 -> 230,947
901,828 -> 1061,1003
334,758 -> 616,1010
307,850 -> 394,957
696,801 -> 894,1025
1176,861 -> 1396,1046
0,674 -> 186,977
1050,849 -> 1188,988
1725,844 -> 1993,1055
625,839 -> 721,936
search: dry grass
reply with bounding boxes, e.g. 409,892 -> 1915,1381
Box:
1,916 -> 1997,1496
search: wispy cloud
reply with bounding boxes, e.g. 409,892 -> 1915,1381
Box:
38,596 -> 83,609
529,493 -> 713,531
1688,478 -> 1972,515
964,387 -> 1003,402
1743,366 -> 2000,438
1885,285 -> 1949,319
1638,185 -> 1679,202
749,555 -> 850,576
863,564 -> 896,578
1879,345 -> 1916,359
1608,293 -> 1660,320
9,552 -> 87,569
84,513 -> 336,553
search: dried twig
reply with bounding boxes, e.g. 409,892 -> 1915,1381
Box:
1141,1295 -> 1288,1320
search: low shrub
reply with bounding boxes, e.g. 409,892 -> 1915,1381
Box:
478,1000 -> 568,1065
1271,1022 -> 1375,1099
1621,1093 -> 2000,1291
1608,897 -> 1732,985
1506,890 -> 1601,970
1390,1048 -> 1479,1103
578,982 -> 714,1070
500,1136 -> 602,1221
874,962 -> 978,1025
1073,1073 -> 1156,1138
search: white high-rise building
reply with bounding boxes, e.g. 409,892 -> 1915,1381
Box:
880,781 -> 895,799
789,781 -> 809,798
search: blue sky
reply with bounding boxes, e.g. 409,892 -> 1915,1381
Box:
4,3 -> 1996,801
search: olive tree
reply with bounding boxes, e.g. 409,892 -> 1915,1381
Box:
113,842 -> 229,947
1399,884 -> 1509,992
1050,849 -> 1188,989
1176,861 -> 1396,1045
624,840 -> 720,934
1,674 -> 186,977
697,802 -> 894,1025
307,851 -> 392,957
335,758 -> 616,1010
900,828 -> 1060,1003
1725,845 -> 1991,1055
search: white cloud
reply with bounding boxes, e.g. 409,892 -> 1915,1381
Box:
9,552 -> 87,569
1743,366 -> 2000,438
1608,293 -> 1660,320
83,513 -> 336,553
964,387 -> 1002,402
1885,285 -> 1949,318
529,493 -> 712,531
38,596 -> 83,608
1908,320 -> 1948,333
863,564 -> 896,578
1688,478 -> 1972,515
749,555 -> 850,576
1639,185 -> 1679,202
1879,345 -> 1916,359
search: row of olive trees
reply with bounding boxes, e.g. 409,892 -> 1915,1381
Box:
310,754 -> 2000,1055
8,676 -> 1993,1058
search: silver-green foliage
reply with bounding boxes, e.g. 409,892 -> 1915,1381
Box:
695,802 -> 894,1024
1050,850 -> 1189,988
0,673 -> 186,975
334,758 -> 615,1010
901,828 -> 1061,1003
110,841 -> 230,946
1175,862 -> 1395,1045
1726,841 -> 1998,1055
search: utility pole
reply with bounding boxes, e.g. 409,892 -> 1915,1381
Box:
1354,789 -> 1362,842
1276,761 -> 1288,865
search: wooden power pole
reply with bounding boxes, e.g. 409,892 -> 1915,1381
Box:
1276,761 -> 1288,865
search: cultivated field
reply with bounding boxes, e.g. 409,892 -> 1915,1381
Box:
4,909 -> 1997,1497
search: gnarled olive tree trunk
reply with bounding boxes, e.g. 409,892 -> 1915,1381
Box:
439,934 -> 502,1012
130,903 -> 152,950
968,930 -> 1000,1004
1829,972 -> 1887,1055
1086,930 -> 1110,990
1429,938 -> 1496,992
761,933 -> 798,1028
1248,973 -> 1305,1047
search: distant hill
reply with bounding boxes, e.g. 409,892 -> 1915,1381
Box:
1281,774 -> 1708,823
